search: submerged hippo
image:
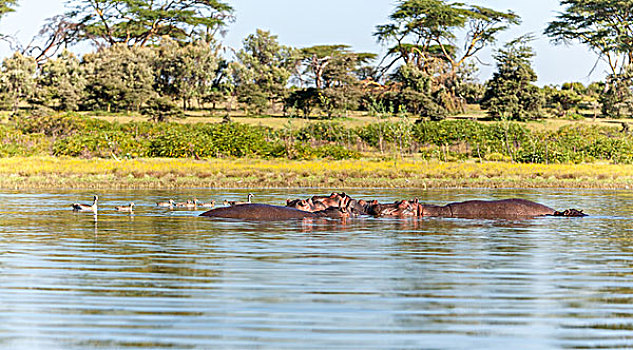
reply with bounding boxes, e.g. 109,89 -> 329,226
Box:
414,198 -> 585,218
355,198 -> 585,218
200,203 -> 349,220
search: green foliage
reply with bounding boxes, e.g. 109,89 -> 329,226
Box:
15,113 -> 111,137
481,38 -> 544,120
0,52 -> 37,112
53,130 -> 150,158
154,38 -> 221,110
82,44 -> 157,112
0,124 -> 50,156
8,114 -> 633,164
141,96 -> 184,122
148,122 -> 269,158
296,122 -> 353,143
284,88 -> 320,117
231,29 -> 294,115
545,0 -> 632,79
35,50 -> 86,111
65,0 -> 234,47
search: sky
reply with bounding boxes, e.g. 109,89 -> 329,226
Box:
0,0 -> 609,86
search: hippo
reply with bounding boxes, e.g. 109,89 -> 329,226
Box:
364,199 -> 417,217
286,192 -> 351,212
285,198 -> 313,211
413,198 -> 585,218
349,198 -> 585,218
200,203 -> 349,220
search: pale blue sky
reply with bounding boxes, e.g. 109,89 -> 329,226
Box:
0,0 -> 608,86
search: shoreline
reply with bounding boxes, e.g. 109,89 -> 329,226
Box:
1,156 -> 632,190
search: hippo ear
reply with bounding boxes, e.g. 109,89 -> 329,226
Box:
330,192 -> 337,198
371,200 -> 378,205
286,199 -> 291,204
414,198 -> 419,204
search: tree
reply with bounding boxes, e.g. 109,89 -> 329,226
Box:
387,62 -> 447,120
82,44 -> 156,112
36,50 -> 86,111
290,45 -> 375,118
64,0 -> 234,47
545,0 -> 633,117
543,83 -> 584,117
545,0 -> 633,77
374,0 -> 518,113
230,29 -> 295,115
154,38 -> 221,110
0,52 -> 37,113
375,0 -> 518,75
480,38 -> 543,120
296,45 -> 375,89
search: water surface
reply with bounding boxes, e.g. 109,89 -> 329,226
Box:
0,188 -> 631,349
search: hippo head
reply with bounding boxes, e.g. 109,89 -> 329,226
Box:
367,200 -> 416,217
316,207 -> 350,218
286,198 -> 312,211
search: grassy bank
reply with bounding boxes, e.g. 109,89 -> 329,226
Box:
2,156 -> 633,190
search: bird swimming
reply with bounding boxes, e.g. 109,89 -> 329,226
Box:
72,195 -> 98,213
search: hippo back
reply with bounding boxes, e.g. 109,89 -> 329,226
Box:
447,198 -> 555,218
200,203 -> 319,220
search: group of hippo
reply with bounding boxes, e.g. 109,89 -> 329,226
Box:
200,192 -> 586,221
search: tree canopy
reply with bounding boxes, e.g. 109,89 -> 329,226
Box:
65,0 -> 234,47
374,0 -> 519,75
545,0 -> 633,76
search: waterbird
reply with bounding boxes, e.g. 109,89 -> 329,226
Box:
198,199 -> 215,208
225,193 -> 253,206
156,199 -> 175,209
175,200 -> 192,208
72,195 -> 98,213
177,199 -> 199,209
115,202 -> 135,212
184,198 -> 200,209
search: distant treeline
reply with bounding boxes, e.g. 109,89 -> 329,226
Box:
4,115 -> 633,164
0,0 -> 631,121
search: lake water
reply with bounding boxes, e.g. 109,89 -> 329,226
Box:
0,188 -> 632,349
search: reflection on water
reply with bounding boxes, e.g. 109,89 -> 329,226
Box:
0,189 -> 632,349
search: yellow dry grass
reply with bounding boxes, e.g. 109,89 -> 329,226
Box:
1,156 -> 633,190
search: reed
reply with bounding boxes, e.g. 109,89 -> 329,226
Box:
1,156 -> 632,189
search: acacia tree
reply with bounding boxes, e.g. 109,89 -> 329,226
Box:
374,0 -> 519,113
64,0 -> 234,47
545,0 -> 633,77
545,0 -> 633,116
289,45 -> 375,117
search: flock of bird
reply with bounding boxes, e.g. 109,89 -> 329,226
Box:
71,193 -> 254,214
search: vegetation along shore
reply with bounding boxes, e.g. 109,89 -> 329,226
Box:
3,156 -> 633,190
0,1 -> 631,190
